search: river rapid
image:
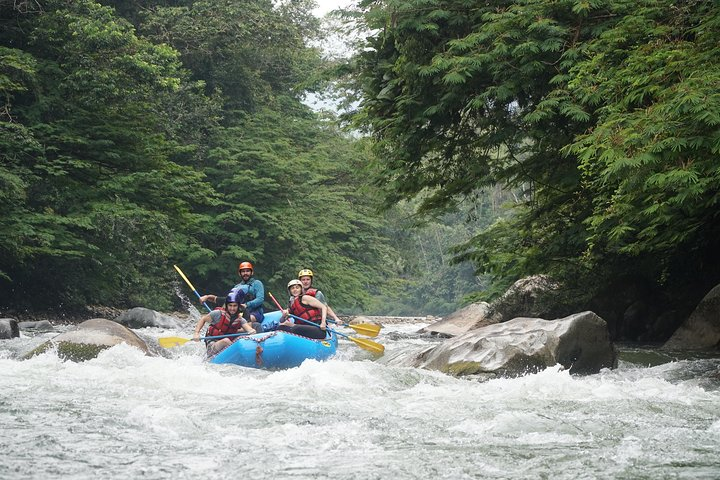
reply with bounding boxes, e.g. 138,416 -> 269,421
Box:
1,316 -> 719,480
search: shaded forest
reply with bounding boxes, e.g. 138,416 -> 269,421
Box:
2,0 -> 719,340
0,0 -> 480,315
339,0 -> 720,339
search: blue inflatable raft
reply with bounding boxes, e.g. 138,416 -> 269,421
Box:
209,311 -> 338,369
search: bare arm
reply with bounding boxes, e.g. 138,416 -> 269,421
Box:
193,313 -> 211,340
241,322 -> 256,334
302,295 -> 327,329
327,305 -> 342,324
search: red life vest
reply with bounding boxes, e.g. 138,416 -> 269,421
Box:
206,307 -> 243,337
288,289 -> 322,325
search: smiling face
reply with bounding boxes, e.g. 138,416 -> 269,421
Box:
226,302 -> 239,315
239,268 -> 252,282
289,284 -> 303,297
299,276 -> 312,289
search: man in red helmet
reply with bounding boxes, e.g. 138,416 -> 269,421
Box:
200,261 -> 265,330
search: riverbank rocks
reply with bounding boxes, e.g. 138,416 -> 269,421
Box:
0,318 -> 20,339
347,315 -> 383,326
24,318 -> 151,361
422,275 -> 578,337
420,302 -> 493,337
412,311 -> 616,376
663,284 -> 720,350
115,307 -> 182,329
18,320 -> 54,332
485,274 -> 574,323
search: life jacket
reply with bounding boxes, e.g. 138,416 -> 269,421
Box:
288,289 -> 322,326
206,307 -> 243,338
242,279 -> 257,302
288,287 -> 318,305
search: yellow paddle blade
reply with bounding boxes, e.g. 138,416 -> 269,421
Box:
347,323 -> 381,338
349,336 -> 385,354
173,264 -> 197,291
158,336 -> 192,348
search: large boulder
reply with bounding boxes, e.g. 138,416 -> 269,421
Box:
486,274 -> 569,323
421,275 -> 576,338
411,311 -> 616,376
0,318 -> 20,339
663,284 -> 720,350
115,307 -> 182,329
24,318 -> 151,361
420,302 -> 493,337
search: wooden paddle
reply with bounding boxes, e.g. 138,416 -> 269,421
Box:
159,332 -> 249,349
268,292 -> 385,354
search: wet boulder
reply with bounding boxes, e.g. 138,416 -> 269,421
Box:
663,284 -> 720,350
421,275 -> 578,338
412,311 -> 616,376
18,320 -> 54,332
115,307 -> 182,329
420,302 -> 494,337
0,318 -> 20,339
24,318 -> 151,361
485,274 -> 571,323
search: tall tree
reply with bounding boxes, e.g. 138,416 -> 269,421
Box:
0,0 -> 211,308
349,0 -> 720,314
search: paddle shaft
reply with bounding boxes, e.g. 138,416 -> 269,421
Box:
268,291 -> 283,310
201,332 -> 249,341
158,331 -> 250,348
174,264 -> 212,312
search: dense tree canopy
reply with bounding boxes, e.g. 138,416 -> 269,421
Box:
4,0 -> 715,334
0,0 -> 411,312
1,0 -> 204,307
350,0 -> 720,320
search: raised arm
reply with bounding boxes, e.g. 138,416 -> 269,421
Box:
199,294 -> 218,304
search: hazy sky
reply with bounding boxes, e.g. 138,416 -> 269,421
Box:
313,0 -> 352,17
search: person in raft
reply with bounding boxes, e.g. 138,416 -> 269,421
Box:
200,261 -> 265,331
296,268 -> 343,326
193,286 -> 255,354
279,279 -> 328,339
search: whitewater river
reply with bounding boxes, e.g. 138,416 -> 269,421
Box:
1,316 -> 719,479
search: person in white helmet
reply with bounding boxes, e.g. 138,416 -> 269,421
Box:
279,279 -> 328,339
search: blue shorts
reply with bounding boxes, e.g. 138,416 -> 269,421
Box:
247,309 -> 264,322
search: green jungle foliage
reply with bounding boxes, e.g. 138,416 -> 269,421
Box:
5,0 -> 716,328
348,0 -> 720,322
0,0 -> 424,313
